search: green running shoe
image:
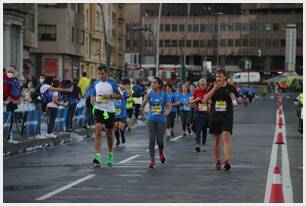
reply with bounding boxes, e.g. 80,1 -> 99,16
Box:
93,154 -> 101,166
107,153 -> 113,166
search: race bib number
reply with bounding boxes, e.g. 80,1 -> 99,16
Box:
115,108 -> 121,115
198,103 -> 208,112
184,105 -> 191,111
151,105 -> 162,115
97,95 -> 108,103
215,101 -> 227,112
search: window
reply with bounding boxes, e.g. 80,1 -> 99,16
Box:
80,29 -> 84,45
200,40 -> 206,47
257,39 -> 265,47
207,24 -> 214,32
297,39 -> 302,47
265,39 -> 272,47
250,39 -> 256,47
207,40 -> 213,47
179,40 -> 184,47
227,24 -> 234,31
145,40 -> 148,47
126,40 -> 130,48
280,39 -> 285,47
172,40 -> 177,47
250,23 -> 256,31
273,23 -> 279,31
242,23 -> 250,31
160,40 -> 164,47
76,28 -> 79,43
235,23 -> 241,31
200,24 -> 206,32
272,39 -> 279,47
228,39 -> 234,47
188,24 -> 193,32
235,39 -> 241,47
221,23 -> 228,31
165,24 -> 171,32
172,24 -> 178,32
265,23 -> 273,31
10,25 -> 20,67
193,24 -> 199,32
71,27 -> 74,42
160,24 -> 164,32
179,24 -> 184,31
149,40 -> 152,47
242,39 -> 248,47
297,23 -> 303,31
187,40 -> 191,47
213,40 -> 218,47
165,40 -> 171,47
257,23 -> 264,31
220,39 -> 226,47
38,25 -> 56,41
193,40 -> 199,47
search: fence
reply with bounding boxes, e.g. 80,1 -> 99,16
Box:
3,102 -> 88,142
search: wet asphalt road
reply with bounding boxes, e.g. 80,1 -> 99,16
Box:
3,93 -> 302,203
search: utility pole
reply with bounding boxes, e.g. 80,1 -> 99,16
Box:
155,3 -> 162,77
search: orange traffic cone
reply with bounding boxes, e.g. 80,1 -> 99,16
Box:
269,166 -> 284,203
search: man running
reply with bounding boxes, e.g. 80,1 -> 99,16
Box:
204,69 -> 241,171
91,65 -> 122,166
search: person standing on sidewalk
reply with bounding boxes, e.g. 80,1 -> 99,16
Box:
189,79 -> 210,152
91,65 -> 122,166
142,77 -> 171,168
204,69 -> 241,171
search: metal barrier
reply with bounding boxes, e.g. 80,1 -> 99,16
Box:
55,108 -> 69,132
3,112 -> 12,139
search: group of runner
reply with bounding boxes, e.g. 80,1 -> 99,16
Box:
91,65 -> 242,172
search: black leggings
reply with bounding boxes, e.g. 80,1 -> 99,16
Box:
47,107 -> 58,134
181,111 -> 192,131
167,112 -> 176,129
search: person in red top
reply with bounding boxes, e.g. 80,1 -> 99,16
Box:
3,66 -> 21,142
189,79 -> 209,152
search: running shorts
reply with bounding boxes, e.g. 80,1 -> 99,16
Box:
94,109 -> 115,129
209,115 -> 233,135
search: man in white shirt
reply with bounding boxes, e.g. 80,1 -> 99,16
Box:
91,65 -> 122,166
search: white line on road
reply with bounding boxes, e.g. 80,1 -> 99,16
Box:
36,174 -> 95,201
170,135 -> 183,142
118,154 -> 141,164
145,145 -> 158,152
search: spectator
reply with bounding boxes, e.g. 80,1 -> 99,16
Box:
46,79 -> 68,138
85,79 -> 96,127
66,78 -> 82,131
22,66 -> 38,90
3,66 -> 21,143
78,72 -> 90,97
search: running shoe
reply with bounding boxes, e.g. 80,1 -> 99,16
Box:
121,136 -> 126,144
171,131 -> 175,137
195,145 -> 201,152
215,160 -> 222,170
93,154 -> 101,165
107,153 -> 113,166
202,145 -> 207,152
159,152 -> 166,164
115,141 -> 120,146
183,133 -> 187,137
149,160 -> 156,168
224,160 -> 231,172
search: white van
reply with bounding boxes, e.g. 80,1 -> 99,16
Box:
233,72 -> 260,83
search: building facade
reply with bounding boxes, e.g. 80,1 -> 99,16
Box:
3,4 -> 38,80
30,3 -> 84,80
125,3 -> 303,76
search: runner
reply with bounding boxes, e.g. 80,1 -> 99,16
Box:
91,65 -> 122,166
166,84 -> 180,140
126,83 -> 134,132
190,79 -> 210,152
114,81 -> 131,146
189,84 -> 196,135
203,69 -> 241,171
142,77 -> 171,168
178,84 -> 193,137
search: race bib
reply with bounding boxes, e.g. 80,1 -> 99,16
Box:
151,105 -> 162,115
115,108 -> 121,115
184,105 -> 191,111
97,95 -> 108,103
215,101 -> 227,112
198,103 -> 208,112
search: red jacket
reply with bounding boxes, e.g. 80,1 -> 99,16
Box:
3,72 -> 20,101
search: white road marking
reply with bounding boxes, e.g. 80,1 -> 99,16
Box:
145,145 -> 158,152
117,154 -> 141,164
36,174 -> 95,201
170,135 -> 183,142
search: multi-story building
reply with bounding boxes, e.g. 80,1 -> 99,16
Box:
125,3 -> 303,78
3,4 -> 38,80
80,4 -> 106,79
30,3 -> 84,80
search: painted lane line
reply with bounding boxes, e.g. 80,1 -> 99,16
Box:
36,174 -> 95,201
145,145 -> 158,152
264,109 -> 280,202
170,135 -> 183,142
118,154 -> 141,164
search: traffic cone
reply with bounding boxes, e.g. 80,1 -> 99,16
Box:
275,132 -> 284,144
278,117 -> 283,128
278,108 -> 283,115
269,166 -> 284,203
